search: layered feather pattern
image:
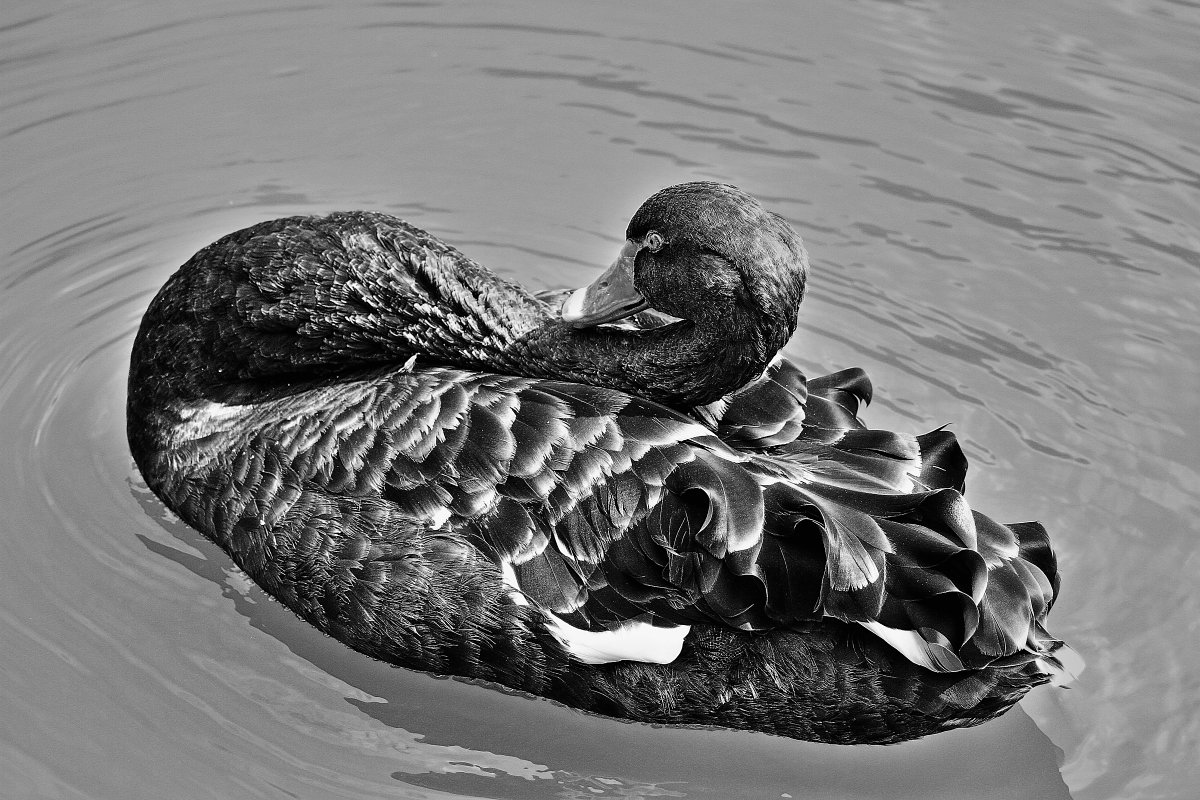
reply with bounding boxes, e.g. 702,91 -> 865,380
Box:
148,357 -> 1065,679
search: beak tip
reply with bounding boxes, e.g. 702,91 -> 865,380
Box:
559,287 -> 587,324
560,243 -> 647,328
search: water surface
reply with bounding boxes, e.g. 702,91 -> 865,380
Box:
3,1 -> 1199,798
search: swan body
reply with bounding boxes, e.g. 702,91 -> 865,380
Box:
128,183 -> 1076,743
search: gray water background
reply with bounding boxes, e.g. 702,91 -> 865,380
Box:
2,1 -> 1199,798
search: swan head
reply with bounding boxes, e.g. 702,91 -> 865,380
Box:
561,183 -> 808,341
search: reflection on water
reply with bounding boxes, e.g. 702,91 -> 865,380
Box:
2,1 -> 1199,798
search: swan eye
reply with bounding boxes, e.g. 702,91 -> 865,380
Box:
643,231 -> 665,252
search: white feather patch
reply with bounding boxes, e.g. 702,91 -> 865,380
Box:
544,614 -> 690,665
171,400 -> 249,442
1042,643 -> 1085,686
499,562 -> 528,606
859,620 -> 966,672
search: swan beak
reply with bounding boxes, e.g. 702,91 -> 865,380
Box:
560,239 -> 650,328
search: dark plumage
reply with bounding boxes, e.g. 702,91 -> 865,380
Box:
127,182 -> 1077,744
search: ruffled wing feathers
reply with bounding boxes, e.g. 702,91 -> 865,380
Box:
235,359 -> 1069,677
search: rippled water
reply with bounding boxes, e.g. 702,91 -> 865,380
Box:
3,1 -> 1199,798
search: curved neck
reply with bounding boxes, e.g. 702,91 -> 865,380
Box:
506,313 -> 780,408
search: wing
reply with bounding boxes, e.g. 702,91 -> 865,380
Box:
173,362 -> 1063,675
737,368 -> 1062,672
322,367 -> 776,630
202,364 -> 785,633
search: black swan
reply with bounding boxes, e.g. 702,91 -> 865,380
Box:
127,182 -> 1077,744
